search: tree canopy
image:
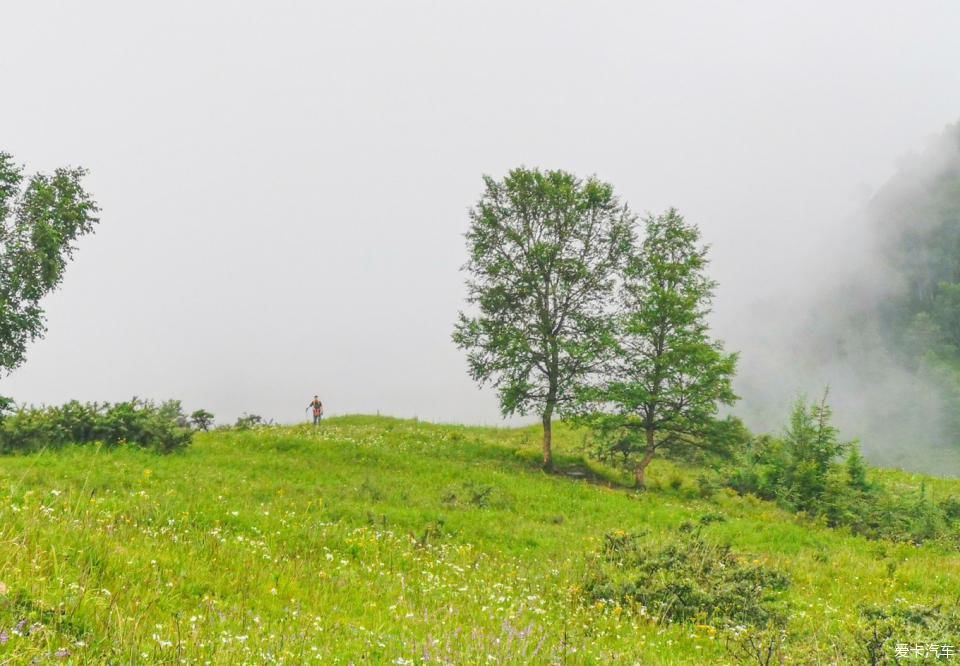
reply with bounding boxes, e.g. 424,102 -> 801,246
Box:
585,208 -> 738,487
453,168 -> 634,468
0,152 -> 99,372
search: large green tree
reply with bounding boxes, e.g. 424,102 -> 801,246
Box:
453,168 -> 634,469
0,152 -> 99,372
587,208 -> 737,487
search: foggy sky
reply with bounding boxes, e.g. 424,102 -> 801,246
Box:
2,1 -> 960,429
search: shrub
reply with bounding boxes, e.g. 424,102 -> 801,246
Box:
726,435 -> 786,501
0,398 -> 193,454
845,444 -> 870,491
582,525 -> 790,628
845,603 -> 960,665
440,481 -> 512,510
722,394 -> 960,547
819,473 -> 951,545
234,413 -> 266,430
939,496 -> 960,522
779,394 -> 852,513
724,624 -> 787,666
696,474 -> 719,499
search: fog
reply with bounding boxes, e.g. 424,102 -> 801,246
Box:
2,3 -> 960,453
732,123 -> 960,473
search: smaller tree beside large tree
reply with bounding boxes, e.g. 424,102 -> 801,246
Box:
585,208 -> 737,487
453,168 -> 634,469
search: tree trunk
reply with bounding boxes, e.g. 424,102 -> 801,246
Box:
542,408 -> 554,470
634,429 -> 657,488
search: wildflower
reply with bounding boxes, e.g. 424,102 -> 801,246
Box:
54,648 -> 71,659
0,629 -> 8,645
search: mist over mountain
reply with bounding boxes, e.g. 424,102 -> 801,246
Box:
731,121 -> 960,474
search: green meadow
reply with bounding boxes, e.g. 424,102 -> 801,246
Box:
1,416 -> 959,664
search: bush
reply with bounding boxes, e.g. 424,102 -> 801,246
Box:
440,480 -> 513,510
582,525 -> 790,628
724,625 -> 788,666
726,435 -> 786,501
846,445 -> 870,491
733,447 -> 959,546
847,603 -> 960,665
779,394 -> 851,513
723,393 -> 960,547
696,474 -> 719,499
234,413 -> 267,430
0,398 -> 193,454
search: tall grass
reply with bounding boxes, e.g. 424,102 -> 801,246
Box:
0,417 -> 958,663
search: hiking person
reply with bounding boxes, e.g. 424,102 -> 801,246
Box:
307,395 -> 324,425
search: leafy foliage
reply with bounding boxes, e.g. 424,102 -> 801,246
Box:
778,392 -> 852,512
727,394 -> 960,545
0,152 -> 99,372
582,525 -> 789,628
582,209 -> 738,486
233,413 -> 266,430
190,409 -> 215,431
849,602 -> 960,665
440,480 -> 513,511
724,625 -> 788,666
0,398 -> 193,453
453,167 -> 634,467
728,394 -> 851,511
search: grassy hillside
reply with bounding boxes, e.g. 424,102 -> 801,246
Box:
1,416 -> 959,664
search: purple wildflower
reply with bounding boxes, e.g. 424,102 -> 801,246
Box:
54,648 -> 71,659
0,629 -> 8,645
